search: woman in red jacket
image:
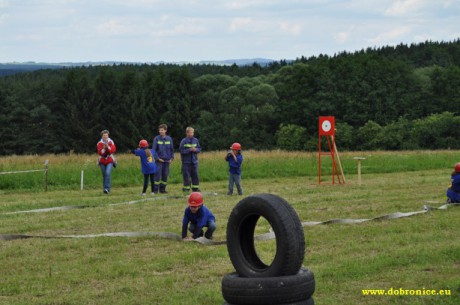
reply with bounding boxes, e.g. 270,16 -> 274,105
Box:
97,130 -> 116,194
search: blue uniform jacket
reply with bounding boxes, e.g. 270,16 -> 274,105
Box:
152,135 -> 174,161
447,172 -> 460,202
179,137 -> 201,164
225,153 -> 243,175
133,148 -> 158,175
182,205 -> 215,238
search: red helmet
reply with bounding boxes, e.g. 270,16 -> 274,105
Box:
139,139 -> 149,148
188,192 -> 203,207
230,143 -> 242,150
455,163 -> 460,173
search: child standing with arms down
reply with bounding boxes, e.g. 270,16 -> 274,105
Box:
225,143 -> 243,196
447,163 -> 460,203
152,124 -> 174,194
182,192 -> 216,240
133,140 -> 158,196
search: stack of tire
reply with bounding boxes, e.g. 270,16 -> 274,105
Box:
222,194 -> 316,305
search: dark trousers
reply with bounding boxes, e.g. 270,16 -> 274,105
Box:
154,161 -> 170,192
143,174 -> 155,193
182,163 -> 199,191
189,221 -> 216,239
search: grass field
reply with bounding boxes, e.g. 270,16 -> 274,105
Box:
1,151 -> 460,305
1,150 -> 459,191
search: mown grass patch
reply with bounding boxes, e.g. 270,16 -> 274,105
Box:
1,151 -> 460,304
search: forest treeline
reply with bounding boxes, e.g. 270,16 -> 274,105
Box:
1,40 -> 460,155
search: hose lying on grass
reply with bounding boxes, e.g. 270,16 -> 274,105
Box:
1,202 -> 458,245
1,194 -> 192,215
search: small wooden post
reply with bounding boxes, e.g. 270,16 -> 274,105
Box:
44,160 -> 49,192
353,157 -> 365,186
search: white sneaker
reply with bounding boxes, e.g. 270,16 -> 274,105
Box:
141,193 -> 146,196
151,192 -> 155,196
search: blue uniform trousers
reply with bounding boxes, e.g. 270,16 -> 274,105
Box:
182,163 -> 199,192
447,189 -> 460,203
154,161 -> 170,193
189,220 -> 216,239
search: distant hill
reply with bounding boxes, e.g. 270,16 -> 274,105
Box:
199,58 -> 278,66
0,58 -> 280,76
0,63 -> 67,76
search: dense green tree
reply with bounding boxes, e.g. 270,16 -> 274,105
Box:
334,122 -> 355,151
374,118 -> 414,150
275,124 -> 307,151
412,112 -> 460,149
1,40 -> 460,154
356,121 -> 383,150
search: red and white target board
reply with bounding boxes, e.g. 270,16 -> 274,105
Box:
318,116 -> 345,185
319,116 -> 335,136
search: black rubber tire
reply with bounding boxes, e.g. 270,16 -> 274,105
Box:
226,193 -> 305,277
223,296 -> 314,305
222,268 -> 315,305
224,297 -> 315,305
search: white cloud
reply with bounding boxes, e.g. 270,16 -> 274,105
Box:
129,0 -> 161,4
335,31 -> 350,43
385,0 -> 421,16
383,0 -> 460,18
229,17 -> 253,32
0,13 -> 8,23
279,21 -> 302,36
228,17 -> 293,35
96,19 -> 133,36
224,0 -> 274,10
15,33 -> 42,42
369,26 -> 412,45
224,1 -> 250,10
426,0 -> 458,9
153,18 -> 207,37
0,0 -> 459,62
413,34 -> 432,42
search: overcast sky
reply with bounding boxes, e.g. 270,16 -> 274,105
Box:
0,0 -> 459,63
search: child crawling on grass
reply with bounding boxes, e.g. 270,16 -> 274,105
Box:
133,140 -> 158,196
182,192 -> 216,240
446,162 -> 460,203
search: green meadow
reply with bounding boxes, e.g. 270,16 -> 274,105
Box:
1,150 -> 459,191
1,151 -> 460,305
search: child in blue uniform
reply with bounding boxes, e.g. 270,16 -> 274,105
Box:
447,163 -> 460,203
179,127 -> 201,193
152,124 -> 174,194
225,142 -> 243,195
182,192 -> 216,240
133,140 -> 158,196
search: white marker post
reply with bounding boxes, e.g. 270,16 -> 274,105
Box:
81,170 -> 84,191
44,160 -> 49,192
353,157 -> 365,186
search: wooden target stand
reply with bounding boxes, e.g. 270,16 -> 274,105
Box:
318,116 -> 346,185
